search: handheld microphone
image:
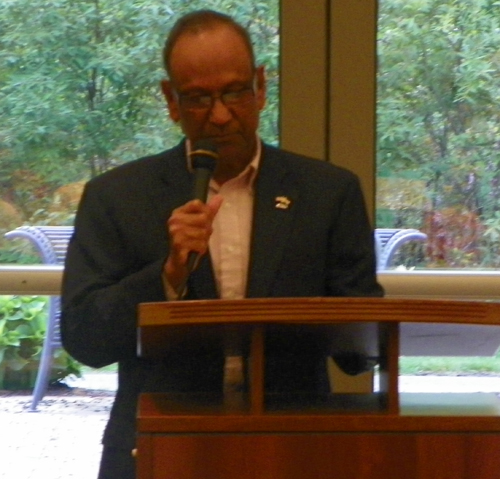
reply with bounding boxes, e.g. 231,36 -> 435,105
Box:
176,139 -> 218,299
190,139 -> 219,201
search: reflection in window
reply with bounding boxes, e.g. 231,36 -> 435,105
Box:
377,0 -> 500,269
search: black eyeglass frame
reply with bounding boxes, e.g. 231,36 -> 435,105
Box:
174,76 -> 258,112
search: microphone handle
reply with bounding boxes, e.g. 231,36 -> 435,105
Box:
175,165 -> 214,299
192,167 -> 213,201
176,251 -> 198,300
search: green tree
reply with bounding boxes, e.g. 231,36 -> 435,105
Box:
377,0 -> 500,266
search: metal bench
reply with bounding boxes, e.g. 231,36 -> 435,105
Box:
375,228 -> 427,270
3,225 -> 427,410
4,226 -> 73,411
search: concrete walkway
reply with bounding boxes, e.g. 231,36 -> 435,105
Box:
0,374 -> 116,479
1,373 -> 500,479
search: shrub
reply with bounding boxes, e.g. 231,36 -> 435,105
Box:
0,295 -> 80,389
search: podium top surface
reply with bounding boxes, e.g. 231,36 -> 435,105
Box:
139,297 -> 500,328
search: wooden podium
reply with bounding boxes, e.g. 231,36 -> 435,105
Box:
136,298 -> 500,479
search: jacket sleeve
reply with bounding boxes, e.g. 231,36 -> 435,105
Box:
60,180 -> 168,368
325,174 -> 384,298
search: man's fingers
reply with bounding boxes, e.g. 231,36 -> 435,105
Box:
164,196 -> 222,292
167,199 -> 217,258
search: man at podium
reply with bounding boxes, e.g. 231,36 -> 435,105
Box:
61,9 -> 383,479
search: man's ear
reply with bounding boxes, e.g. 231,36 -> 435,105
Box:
255,65 -> 267,111
160,79 -> 181,123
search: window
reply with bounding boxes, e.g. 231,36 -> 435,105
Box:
377,0 -> 500,270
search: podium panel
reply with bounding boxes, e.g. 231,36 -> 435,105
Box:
136,298 -> 500,479
137,431 -> 500,479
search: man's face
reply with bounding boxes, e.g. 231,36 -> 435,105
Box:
161,25 -> 266,182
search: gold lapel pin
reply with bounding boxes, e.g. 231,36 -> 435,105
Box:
275,196 -> 291,210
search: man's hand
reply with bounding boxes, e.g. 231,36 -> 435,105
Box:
164,195 -> 223,293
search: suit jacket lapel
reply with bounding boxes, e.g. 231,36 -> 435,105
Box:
247,146 -> 299,298
149,142 -> 192,221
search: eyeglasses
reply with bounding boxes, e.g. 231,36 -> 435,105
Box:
176,86 -> 255,112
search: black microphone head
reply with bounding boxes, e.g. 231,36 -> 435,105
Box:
190,139 -> 218,171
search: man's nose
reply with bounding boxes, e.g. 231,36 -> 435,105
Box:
209,97 -> 232,125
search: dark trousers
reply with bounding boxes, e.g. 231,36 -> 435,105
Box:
98,446 -> 136,479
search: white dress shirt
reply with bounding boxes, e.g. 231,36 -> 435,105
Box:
208,142 -> 260,299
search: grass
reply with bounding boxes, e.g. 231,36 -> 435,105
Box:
399,356 -> 500,376
80,358 -> 500,377
80,363 -> 118,375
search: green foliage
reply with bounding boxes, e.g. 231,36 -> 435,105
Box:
0,295 -> 80,389
400,356 -> 500,375
1,0 -> 176,185
479,211 -> 500,267
0,247 -> 39,265
378,0 -> 500,267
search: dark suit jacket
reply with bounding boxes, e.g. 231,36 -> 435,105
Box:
61,141 -> 383,450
